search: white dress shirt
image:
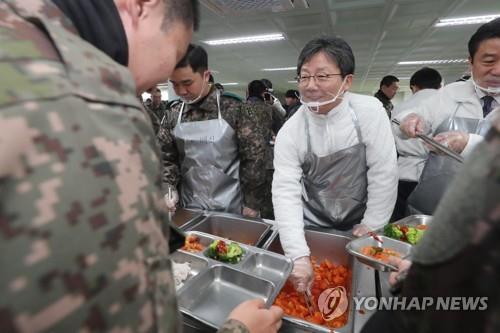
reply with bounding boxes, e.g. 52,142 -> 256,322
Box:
391,89 -> 439,182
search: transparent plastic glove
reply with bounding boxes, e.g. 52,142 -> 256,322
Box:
431,131 -> 469,154
291,256 -> 313,293
227,299 -> 284,333
400,113 -> 427,138
163,187 -> 179,212
352,223 -> 371,237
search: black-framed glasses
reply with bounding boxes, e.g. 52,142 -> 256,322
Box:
295,73 -> 343,84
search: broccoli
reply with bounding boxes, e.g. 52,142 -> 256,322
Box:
383,224 -> 404,240
206,240 -> 244,264
405,227 -> 421,245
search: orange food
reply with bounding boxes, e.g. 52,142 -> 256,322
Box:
274,258 -> 350,329
416,224 -> 428,230
360,246 -> 400,263
182,235 -> 204,253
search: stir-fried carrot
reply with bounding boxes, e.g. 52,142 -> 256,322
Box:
181,235 -> 204,253
360,246 -> 400,262
274,258 -> 350,329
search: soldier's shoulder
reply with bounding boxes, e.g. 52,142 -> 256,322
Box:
221,92 -> 244,105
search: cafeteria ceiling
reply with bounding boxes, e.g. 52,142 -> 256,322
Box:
191,0 -> 500,96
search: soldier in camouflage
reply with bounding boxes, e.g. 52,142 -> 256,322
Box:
244,80 -> 284,219
148,87 -> 169,123
0,0 -> 282,332
159,44 -> 268,218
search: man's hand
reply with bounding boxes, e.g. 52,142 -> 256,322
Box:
432,131 -> 469,154
242,206 -> 259,218
227,299 -> 284,333
400,113 -> 427,138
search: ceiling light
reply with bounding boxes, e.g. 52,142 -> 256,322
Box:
398,59 -> 468,65
219,82 -> 239,86
435,14 -> 500,27
287,80 -> 298,83
262,66 -> 297,71
204,33 -> 285,46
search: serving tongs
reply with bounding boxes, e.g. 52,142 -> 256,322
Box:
392,119 -> 464,163
167,187 -> 186,253
302,289 -> 315,316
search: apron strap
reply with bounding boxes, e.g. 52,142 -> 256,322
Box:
216,90 -> 223,126
177,102 -> 186,125
347,107 -> 363,144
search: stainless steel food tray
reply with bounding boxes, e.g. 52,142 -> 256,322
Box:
171,208 -> 205,230
345,236 -> 412,272
263,229 -> 357,333
393,214 -> 433,228
187,211 -> 273,247
172,231 -> 293,330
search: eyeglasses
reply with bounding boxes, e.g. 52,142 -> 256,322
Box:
295,73 -> 343,85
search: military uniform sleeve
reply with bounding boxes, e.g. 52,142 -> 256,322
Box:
158,108 -> 181,193
271,105 -> 285,135
217,319 -> 250,333
237,104 -> 268,210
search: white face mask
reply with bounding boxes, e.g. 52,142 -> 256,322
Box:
300,77 -> 347,113
471,73 -> 500,95
180,73 -> 210,104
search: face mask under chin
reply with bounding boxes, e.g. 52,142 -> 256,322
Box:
300,78 -> 347,113
471,73 -> 500,95
181,75 -> 211,104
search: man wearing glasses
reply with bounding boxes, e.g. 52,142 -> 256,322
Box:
272,36 -> 398,293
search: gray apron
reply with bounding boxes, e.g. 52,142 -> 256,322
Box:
173,91 -> 242,213
407,103 -> 488,215
301,107 -> 368,231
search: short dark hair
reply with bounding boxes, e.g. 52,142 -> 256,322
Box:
261,78 -> 273,90
380,75 -> 399,88
285,89 -> 300,99
175,44 -> 208,73
468,17 -> 500,61
409,67 -> 442,90
248,80 -> 267,98
162,0 -> 200,31
297,36 -> 355,78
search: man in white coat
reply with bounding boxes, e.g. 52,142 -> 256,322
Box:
272,36 -> 398,293
395,18 -> 500,214
391,67 -> 442,220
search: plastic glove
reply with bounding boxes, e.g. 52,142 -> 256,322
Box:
352,223 -> 372,237
291,256 -> 313,293
227,299 -> 284,333
242,206 -> 259,218
163,186 -> 179,212
431,131 -> 469,154
400,113 -> 427,138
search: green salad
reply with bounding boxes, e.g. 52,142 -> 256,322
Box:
383,224 -> 427,245
206,240 -> 244,264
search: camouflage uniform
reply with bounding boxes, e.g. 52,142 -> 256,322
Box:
158,87 -> 267,211
142,101 -> 162,135
243,98 -> 284,219
147,101 -> 168,124
0,1 -> 248,332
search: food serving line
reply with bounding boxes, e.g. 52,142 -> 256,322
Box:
169,209 -> 431,333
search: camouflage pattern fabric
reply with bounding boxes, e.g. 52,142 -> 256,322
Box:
242,98 -> 284,219
0,1 -> 248,333
147,101 -> 168,125
217,319 -> 250,333
158,87 -> 267,210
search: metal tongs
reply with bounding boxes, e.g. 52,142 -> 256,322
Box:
302,289 -> 315,316
392,119 -> 464,163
